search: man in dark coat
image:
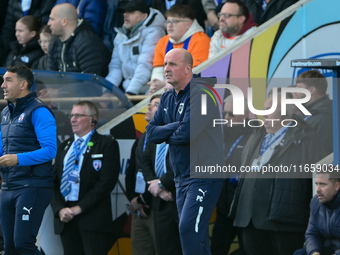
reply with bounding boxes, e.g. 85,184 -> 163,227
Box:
47,3 -> 110,77
51,101 -> 120,255
293,70 -> 333,155
233,94 -> 327,255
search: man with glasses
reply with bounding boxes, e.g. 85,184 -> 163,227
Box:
51,101 -> 120,255
147,5 -> 210,94
209,0 -> 257,57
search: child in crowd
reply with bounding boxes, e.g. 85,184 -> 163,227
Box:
38,25 -> 52,70
5,15 -> 44,69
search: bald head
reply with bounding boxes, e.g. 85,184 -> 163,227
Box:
164,49 -> 193,93
175,48 -> 193,66
48,3 -> 78,41
54,3 -> 78,22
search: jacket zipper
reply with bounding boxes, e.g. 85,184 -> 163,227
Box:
5,109 -> 13,188
61,43 -> 66,72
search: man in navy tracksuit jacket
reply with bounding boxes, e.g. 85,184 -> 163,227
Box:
0,65 -> 57,254
146,48 -> 224,255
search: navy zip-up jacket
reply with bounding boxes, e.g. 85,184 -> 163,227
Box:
146,77 -> 224,187
0,93 -> 57,190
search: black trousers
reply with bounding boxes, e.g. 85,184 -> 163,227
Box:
242,221 -> 305,255
211,209 -> 244,255
153,200 -> 182,255
60,216 -> 115,255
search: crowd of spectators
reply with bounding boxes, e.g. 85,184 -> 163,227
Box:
1,1 -> 334,255
0,0 -> 298,96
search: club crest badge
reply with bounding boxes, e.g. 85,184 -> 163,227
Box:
93,160 -> 102,171
18,113 -> 25,122
178,103 -> 184,114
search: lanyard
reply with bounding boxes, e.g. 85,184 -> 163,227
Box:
257,127 -> 289,168
260,127 -> 289,157
73,129 -> 95,170
226,135 -> 244,160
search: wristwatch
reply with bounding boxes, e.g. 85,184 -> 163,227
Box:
157,180 -> 164,189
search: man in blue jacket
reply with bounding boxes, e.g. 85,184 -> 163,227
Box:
146,48 -> 224,255
0,65 -> 57,254
294,171 -> 340,255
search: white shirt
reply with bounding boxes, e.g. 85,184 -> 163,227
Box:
63,130 -> 92,201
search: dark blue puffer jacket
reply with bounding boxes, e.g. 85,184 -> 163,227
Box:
47,19 -> 110,77
1,93 -> 54,190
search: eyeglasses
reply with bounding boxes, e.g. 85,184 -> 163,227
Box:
68,114 -> 92,119
166,19 -> 190,26
217,13 -> 241,19
223,111 -> 235,117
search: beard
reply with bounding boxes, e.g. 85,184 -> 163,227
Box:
220,23 -> 239,35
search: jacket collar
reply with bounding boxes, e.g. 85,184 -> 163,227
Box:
324,190 -> 340,210
9,92 -> 37,112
